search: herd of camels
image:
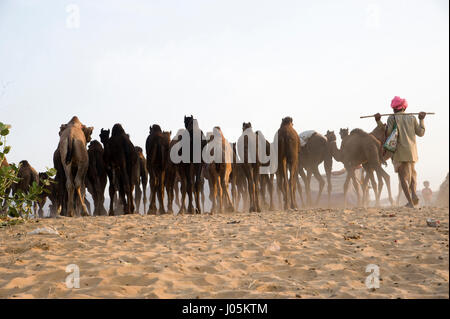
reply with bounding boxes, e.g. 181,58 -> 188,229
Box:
3,115 -> 396,217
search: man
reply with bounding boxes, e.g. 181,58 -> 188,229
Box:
374,96 -> 426,208
422,181 -> 433,206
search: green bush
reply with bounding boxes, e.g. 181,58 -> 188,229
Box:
0,122 -> 55,218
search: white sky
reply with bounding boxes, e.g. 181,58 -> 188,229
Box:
0,0 -> 448,196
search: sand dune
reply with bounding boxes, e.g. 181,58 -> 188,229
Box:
0,206 -> 448,298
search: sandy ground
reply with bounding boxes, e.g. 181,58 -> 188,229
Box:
0,206 -> 448,299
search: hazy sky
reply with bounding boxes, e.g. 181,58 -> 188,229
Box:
0,0 -> 448,195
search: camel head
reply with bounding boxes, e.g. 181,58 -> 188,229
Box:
242,122 -> 252,131
184,115 -> 194,129
111,123 -> 126,137
82,125 -> 94,143
88,140 -> 102,151
58,124 -> 68,136
99,128 -> 110,144
135,146 -> 143,154
162,131 -> 171,140
325,130 -> 336,142
281,117 -> 293,127
339,128 -> 349,139
150,124 -> 162,135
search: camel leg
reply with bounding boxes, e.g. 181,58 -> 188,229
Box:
289,167 -> 298,210
268,174 -> 274,211
224,177 -> 234,212
323,156 -> 332,207
305,169 -> 313,207
74,167 -> 89,216
134,174 -> 142,214
148,173 -> 157,214
343,168 -> 354,208
380,168 -> 394,206
108,182 -> 115,216
179,177 -> 187,214
367,170 -> 379,207
63,164 -> 75,217
312,166 -> 325,206
154,172 -> 164,215
297,170 -> 306,208
351,174 -> 361,207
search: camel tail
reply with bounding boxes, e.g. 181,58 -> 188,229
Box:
65,138 -> 75,165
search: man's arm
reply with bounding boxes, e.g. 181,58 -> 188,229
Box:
415,112 -> 426,137
386,115 -> 395,137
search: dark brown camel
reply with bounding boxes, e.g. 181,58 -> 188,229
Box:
86,140 -> 108,216
276,117 -> 300,210
101,124 -> 139,215
135,146 -> 148,212
146,124 -> 170,214
12,160 -> 39,216
230,143 -> 249,212
178,116 -> 206,214
37,172 -> 57,218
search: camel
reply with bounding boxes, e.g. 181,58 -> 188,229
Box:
276,117 -> 300,210
326,126 -> 390,207
146,124 -> 170,214
297,131 -> 333,207
86,140 -> 107,216
255,130 -> 275,211
57,116 -> 93,217
230,143 -> 249,212
178,115 -> 207,214
135,146 -> 148,212
36,172 -> 58,218
204,127 -> 234,213
101,124 -> 139,215
339,126 -> 394,206
12,160 -> 39,216
237,122 -> 262,212
100,129 -> 119,214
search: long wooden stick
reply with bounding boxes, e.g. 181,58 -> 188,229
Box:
360,112 -> 435,119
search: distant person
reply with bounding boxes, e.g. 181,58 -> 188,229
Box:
422,181 -> 433,206
375,96 -> 426,208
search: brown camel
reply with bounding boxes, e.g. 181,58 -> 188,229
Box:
135,146 -> 148,212
326,127 -> 388,207
339,126 -> 394,206
58,116 -> 93,217
12,160 -> 39,216
86,140 -> 108,216
276,117 -> 300,210
297,131 -> 333,207
204,127 -> 234,214
146,124 -> 170,214
101,124 -> 139,215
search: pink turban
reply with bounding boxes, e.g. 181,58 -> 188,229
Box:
391,96 -> 408,111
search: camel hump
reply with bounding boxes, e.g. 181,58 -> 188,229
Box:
68,116 -> 81,125
349,128 -> 369,137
